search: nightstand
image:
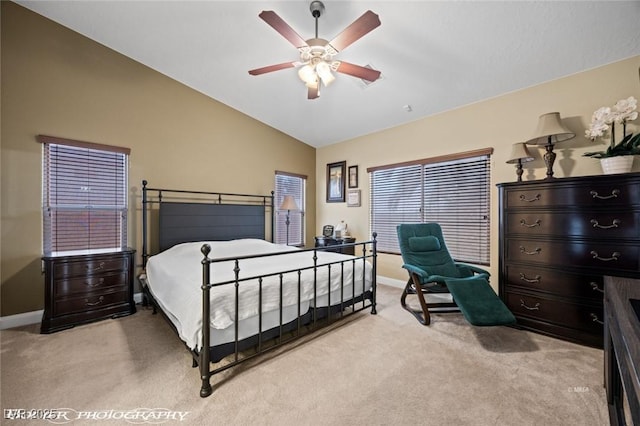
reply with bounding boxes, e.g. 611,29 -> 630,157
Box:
41,248 -> 136,333
314,236 -> 356,256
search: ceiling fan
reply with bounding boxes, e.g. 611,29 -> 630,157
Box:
248,1 -> 382,100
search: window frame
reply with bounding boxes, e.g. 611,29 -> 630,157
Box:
39,135 -> 130,255
368,148 -> 492,265
274,170 -> 306,246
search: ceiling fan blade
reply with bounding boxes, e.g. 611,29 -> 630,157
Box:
249,62 -> 297,76
335,61 -> 381,82
328,10 -> 381,52
259,11 -> 309,49
308,84 -> 320,100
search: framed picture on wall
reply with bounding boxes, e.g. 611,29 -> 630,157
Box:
347,189 -> 361,207
348,165 -> 358,188
326,161 -> 346,202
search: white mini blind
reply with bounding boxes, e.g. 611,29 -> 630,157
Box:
275,171 -> 306,246
41,136 -> 129,254
369,150 -> 491,265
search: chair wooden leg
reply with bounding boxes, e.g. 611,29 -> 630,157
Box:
400,275 -> 431,325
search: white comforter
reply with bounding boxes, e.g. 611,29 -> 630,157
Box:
146,239 -> 373,350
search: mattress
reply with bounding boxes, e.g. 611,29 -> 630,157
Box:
145,239 -> 373,350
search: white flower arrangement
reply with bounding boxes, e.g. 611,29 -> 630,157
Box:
584,96 -> 640,158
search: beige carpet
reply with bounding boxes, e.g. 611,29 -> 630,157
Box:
1,284 -> 608,425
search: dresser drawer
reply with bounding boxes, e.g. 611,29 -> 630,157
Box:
504,264 -> 603,302
504,181 -> 640,209
506,238 -> 639,272
505,211 -> 638,239
54,272 -> 128,297
505,291 -> 604,335
54,290 -> 129,316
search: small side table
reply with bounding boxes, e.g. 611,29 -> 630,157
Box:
314,236 -> 356,256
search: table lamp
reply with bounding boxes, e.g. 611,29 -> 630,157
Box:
525,112 -> 575,179
506,142 -> 534,182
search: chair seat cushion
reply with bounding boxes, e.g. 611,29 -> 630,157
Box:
445,277 -> 516,326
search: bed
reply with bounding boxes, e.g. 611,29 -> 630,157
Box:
140,181 -> 377,397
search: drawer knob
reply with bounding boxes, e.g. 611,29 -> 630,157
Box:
520,299 -> 540,311
86,262 -> 105,272
85,296 -> 104,307
519,246 -> 541,256
519,273 -> 541,284
519,219 -> 541,228
590,189 -> 620,200
519,193 -> 541,203
590,282 -> 604,293
590,218 -> 621,229
590,313 -> 604,325
590,251 -> 620,262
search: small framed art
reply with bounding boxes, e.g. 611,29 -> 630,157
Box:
347,189 -> 361,207
326,161 -> 346,202
348,165 -> 358,188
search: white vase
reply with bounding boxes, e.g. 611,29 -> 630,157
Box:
600,156 -> 634,174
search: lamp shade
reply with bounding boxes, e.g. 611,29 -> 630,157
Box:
526,112 -> 575,146
279,195 -> 299,211
506,142 -> 534,164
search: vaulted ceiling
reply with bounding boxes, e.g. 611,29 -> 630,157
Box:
16,1 -> 640,148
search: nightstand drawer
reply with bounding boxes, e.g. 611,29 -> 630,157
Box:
54,290 -> 129,316
54,256 -> 129,278
505,291 -> 603,335
54,272 -> 128,296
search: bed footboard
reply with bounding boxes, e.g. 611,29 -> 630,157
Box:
198,235 -> 377,398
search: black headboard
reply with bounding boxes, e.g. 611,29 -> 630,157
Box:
141,180 -> 274,268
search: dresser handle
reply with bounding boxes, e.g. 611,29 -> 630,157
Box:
519,246 -> 541,255
85,296 -> 104,306
519,273 -> 541,284
590,313 -> 604,325
86,262 -> 105,272
590,282 -> 604,293
520,219 -> 541,228
520,299 -> 540,311
590,189 -> 620,200
590,251 -> 620,262
519,193 -> 541,203
86,278 -> 105,288
590,219 -> 621,229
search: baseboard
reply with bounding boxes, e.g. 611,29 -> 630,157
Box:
377,275 -> 405,289
0,293 -> 144,330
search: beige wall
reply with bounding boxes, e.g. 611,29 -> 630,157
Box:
316,56 -> 640,288
1,2 -> 316,316
3,1 -> 640,317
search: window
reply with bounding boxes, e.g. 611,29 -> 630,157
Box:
275,171 -> 306,246
40,135 -> 129,254
369,149 -> 492,265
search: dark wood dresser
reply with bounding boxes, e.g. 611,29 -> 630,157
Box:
497,173 -> 640,348
41,248 -> 136,334
314,236 -> 356,255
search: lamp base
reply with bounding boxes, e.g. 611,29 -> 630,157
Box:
543,142 -> 556,179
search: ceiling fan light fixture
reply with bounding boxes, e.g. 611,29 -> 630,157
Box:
298,64 -> 317,85
316,61 -> 335,86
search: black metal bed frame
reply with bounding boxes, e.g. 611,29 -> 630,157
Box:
141,180 -> 377,398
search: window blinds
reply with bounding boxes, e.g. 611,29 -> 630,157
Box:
275,171 -> 305,246
42,140 -> 129,254
369,151 -> 491,265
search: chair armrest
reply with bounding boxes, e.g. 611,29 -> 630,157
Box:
455,262 -> 490,277
402,264 -> 432,280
